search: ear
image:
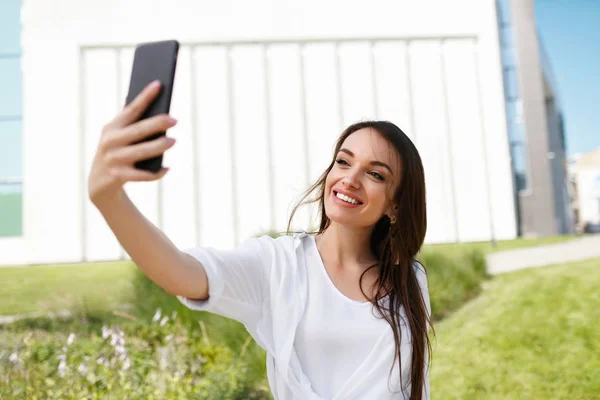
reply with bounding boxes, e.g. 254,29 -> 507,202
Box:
386,203 -> 398,219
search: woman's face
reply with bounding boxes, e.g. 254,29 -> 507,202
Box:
324,128 -> 402,229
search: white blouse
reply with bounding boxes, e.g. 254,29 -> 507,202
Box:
177,232 -> 431,399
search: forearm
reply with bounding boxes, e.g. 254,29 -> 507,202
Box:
93,190 -> 208,299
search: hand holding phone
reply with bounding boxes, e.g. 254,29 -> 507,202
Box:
88,81 -> 178,207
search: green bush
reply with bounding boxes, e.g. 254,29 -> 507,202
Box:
1,230 -> 488,398
1,310 -> 272,399
419,247 -> 489,321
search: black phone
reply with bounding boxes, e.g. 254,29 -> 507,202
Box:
125,40 -> 179,173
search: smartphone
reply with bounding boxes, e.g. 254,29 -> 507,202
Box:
125,40 -> 179,173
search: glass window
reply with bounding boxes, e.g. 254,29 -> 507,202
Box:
496,0 -> 512,26
0,0 -> 21,53
499,25 -> 515,49
0,0 -> 23,237
0,120 -> 22,177
503,66 -> 520,100
0,58 -> 22,117
511,142 -> 529,192
501,45 -> 517,67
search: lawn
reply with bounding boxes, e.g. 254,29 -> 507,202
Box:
0,261 -> 137,316
0,235 -> 577,317
431,257 -> 600,399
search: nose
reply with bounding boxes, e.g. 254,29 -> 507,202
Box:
342,172 -> 360,189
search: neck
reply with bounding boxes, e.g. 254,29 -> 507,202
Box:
315,222 -> 377,272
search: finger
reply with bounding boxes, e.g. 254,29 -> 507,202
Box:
117,166 -> 170,183
107,136 -> 176,165
109,114 -> 177,148
106,80 -> 162,129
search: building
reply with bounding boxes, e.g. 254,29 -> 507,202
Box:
497,0 -> 572,238
0,0 -> 571,265
569,149 -> 600,233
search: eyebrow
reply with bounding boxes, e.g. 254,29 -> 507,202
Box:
338,148 -> 393,175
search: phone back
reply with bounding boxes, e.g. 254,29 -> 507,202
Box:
125,40 -> 179,172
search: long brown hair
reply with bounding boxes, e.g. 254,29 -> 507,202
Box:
286,121 -> 433,399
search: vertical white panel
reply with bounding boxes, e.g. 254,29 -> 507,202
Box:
116,47 -> 133,260
443,40 -> 491,242
230,45 -> 271,242
83,49 -> 121,261
161,45 -> 196,250
372,41 -> 414,139
338,42 -> 376,126
410,41 -> 455,243
303,43 -> 341,189
194,47 -> 235,249
268,44 -> 311,233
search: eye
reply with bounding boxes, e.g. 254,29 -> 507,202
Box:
335,158 -> 349,166
370,171 -> 385,181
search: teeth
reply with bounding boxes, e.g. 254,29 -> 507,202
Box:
336,192 -> 359,205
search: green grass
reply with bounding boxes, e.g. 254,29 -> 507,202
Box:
431,257 -> 600,399
0,261 -> 137,316
0,192 -> 22,237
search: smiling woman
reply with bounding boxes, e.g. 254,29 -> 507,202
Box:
89,77 -> 431,399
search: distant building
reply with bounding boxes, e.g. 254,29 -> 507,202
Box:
497,0 -> 573,237
0,0 -> 572,265
569,149 -> 600,233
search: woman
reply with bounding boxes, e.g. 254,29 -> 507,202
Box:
89,81 -> 433,399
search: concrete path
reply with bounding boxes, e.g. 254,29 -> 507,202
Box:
486,234 -> 600,275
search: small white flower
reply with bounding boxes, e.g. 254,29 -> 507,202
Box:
101,326 -> 111,340
171,311 -> 177,320
165,334 -> 174,342
159,316 -> 169,327
58,359 -> 67,378
96,356 -> 105,365
57,354 -> 66,361
152,309 -> 162,323
77,363 -> 88,376
8,353 -> 18,363
122,357 -> 131,371
67,333 -> 76,346
115,344 -> 126,356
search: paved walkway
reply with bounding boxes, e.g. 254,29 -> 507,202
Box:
486,234 -> 600,275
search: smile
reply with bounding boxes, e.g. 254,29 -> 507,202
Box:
333,190 -> 363,205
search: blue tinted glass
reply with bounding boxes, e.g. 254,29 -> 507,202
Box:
0,0 -> 21,53
0,120 -> 22,178
511,142 -> 529,191
496,0 -> 512,26
503,66 -> 520,99
500,26 -> 515,49
0,58 -> 22,117
501,46 -> 516,67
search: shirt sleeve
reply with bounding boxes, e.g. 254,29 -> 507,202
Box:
414,261 -> 431,400
176,235 -> 275,327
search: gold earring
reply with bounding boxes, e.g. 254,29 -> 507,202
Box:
389,215 -> 397,224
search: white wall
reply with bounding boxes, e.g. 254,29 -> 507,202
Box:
0,0 -> 517,265
577,169 -> 600,225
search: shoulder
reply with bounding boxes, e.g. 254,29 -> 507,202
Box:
240,232 -> 304,260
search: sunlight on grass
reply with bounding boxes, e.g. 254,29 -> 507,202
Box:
0,261 -> 137,316
431,257 -> 600,399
